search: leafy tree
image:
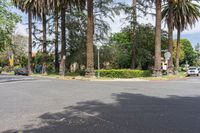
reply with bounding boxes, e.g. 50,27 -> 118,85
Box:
173,39 -> 197,67
102,24 -> 168,70
12,35 -> 28,67
180,39 -> 197,66
0,0 -> 20,52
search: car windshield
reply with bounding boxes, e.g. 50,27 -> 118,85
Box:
189,68 -> 197,70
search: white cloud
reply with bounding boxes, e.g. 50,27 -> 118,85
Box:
182,22 -> 200,34
14,23 -> 28,36
110,6 -> 200,35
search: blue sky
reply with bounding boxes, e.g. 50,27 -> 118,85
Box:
13,0 -> 200,47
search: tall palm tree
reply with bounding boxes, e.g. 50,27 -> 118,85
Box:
59,5 -> 66,76
54,8 -> 59,73
163,0 -> 174,74
154,0 -> 162,77
167,0 -> 174,74
131,0 -> 137,69
14,0 -> 86,75
161,0 -> 174,74
42,13 -> 47,53
47,0 -> 85,76
12,0 -> 33,74
163,0 -> 200,74
85,0 -> 95,77
28,10 -> 33,74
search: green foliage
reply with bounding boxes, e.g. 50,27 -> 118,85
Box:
18,55 -> 28,67
0,67 -> 2,74
34,51 -> 54,73
13,65 -> 21,71
96,69 -> 152,78
181,39 -> 197,66
98,24 -> 168,70
173,39 -> 197,66
0,51 -> 8,67
0,0 -> 21,52
3,66 -> 10,72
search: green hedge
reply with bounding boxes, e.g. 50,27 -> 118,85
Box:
96,69 -> 152,78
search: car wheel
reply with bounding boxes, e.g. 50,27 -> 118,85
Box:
187,74 -> 190,77
197,74 -> 199,76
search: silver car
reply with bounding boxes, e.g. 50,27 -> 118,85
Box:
187,67 -> 199,76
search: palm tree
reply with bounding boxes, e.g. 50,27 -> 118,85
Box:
49,0 -> 85,76
154,0 -> 162,77
85,0 -> 95,77
12,0 -> 33,74
131,0 -> 137,69
163,0 -> 174,74
59,5 -> 66,76
28,10 -> 33,74
42,13 -> 47,53
13,0 -> 86,75
163,0 -> 200,74
54,8 -> 59,73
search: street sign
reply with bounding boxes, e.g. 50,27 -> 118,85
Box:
164,52 -> 171,60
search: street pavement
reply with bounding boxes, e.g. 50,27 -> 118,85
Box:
1,75 -> 200,133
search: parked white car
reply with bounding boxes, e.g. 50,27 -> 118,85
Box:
187,67 -> 199,76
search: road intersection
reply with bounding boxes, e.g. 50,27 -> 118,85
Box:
0,75 -> 200,133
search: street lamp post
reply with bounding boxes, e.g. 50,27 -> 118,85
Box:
97,45 -> 101,78
63,55 -> 66,76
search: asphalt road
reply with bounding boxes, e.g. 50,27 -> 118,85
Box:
1,75 -> 200,133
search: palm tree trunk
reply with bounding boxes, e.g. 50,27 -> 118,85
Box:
59,7 -> 66,76
42,13 -> 47,53
42,13 -> 47,75
131,0 -> 137,69
154,0 -> 162,77
167,0 -> 174,74
85,0 -> 95,77
175,26 -> 181,74
54,10 -> 59,73
28,11 -> 32,74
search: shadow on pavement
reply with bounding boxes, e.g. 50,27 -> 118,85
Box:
2,93 -> 200,133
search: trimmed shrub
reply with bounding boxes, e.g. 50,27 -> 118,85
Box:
96,69 -> 152,78
13,65 -> 21,71
3,66 -> 10,72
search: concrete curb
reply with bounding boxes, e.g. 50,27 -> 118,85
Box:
30,75 -> 149,82
90,78 -> 149,82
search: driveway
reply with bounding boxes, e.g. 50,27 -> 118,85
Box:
0,75 -> 200,133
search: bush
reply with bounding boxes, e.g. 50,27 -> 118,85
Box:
96,69 -> 152,78
0,67 -> 2,74
13,65 -> 21,71
3,66 -> 10,72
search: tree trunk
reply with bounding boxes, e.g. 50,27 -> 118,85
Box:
131,0 -> 137,69
175,26 -> 181,74
167,0 -> 174,74
42,13 -> 47,53
154,0 -> 162,77
54,10 -> 59,73
59,7 -> 66,76
28,11 -> 32,74
85,0 -> 95,77
42,13 -> 47,75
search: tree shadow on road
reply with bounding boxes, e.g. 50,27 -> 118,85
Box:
3,93 -> 200,133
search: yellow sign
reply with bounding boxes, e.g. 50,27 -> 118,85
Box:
9,59 -> 13,66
